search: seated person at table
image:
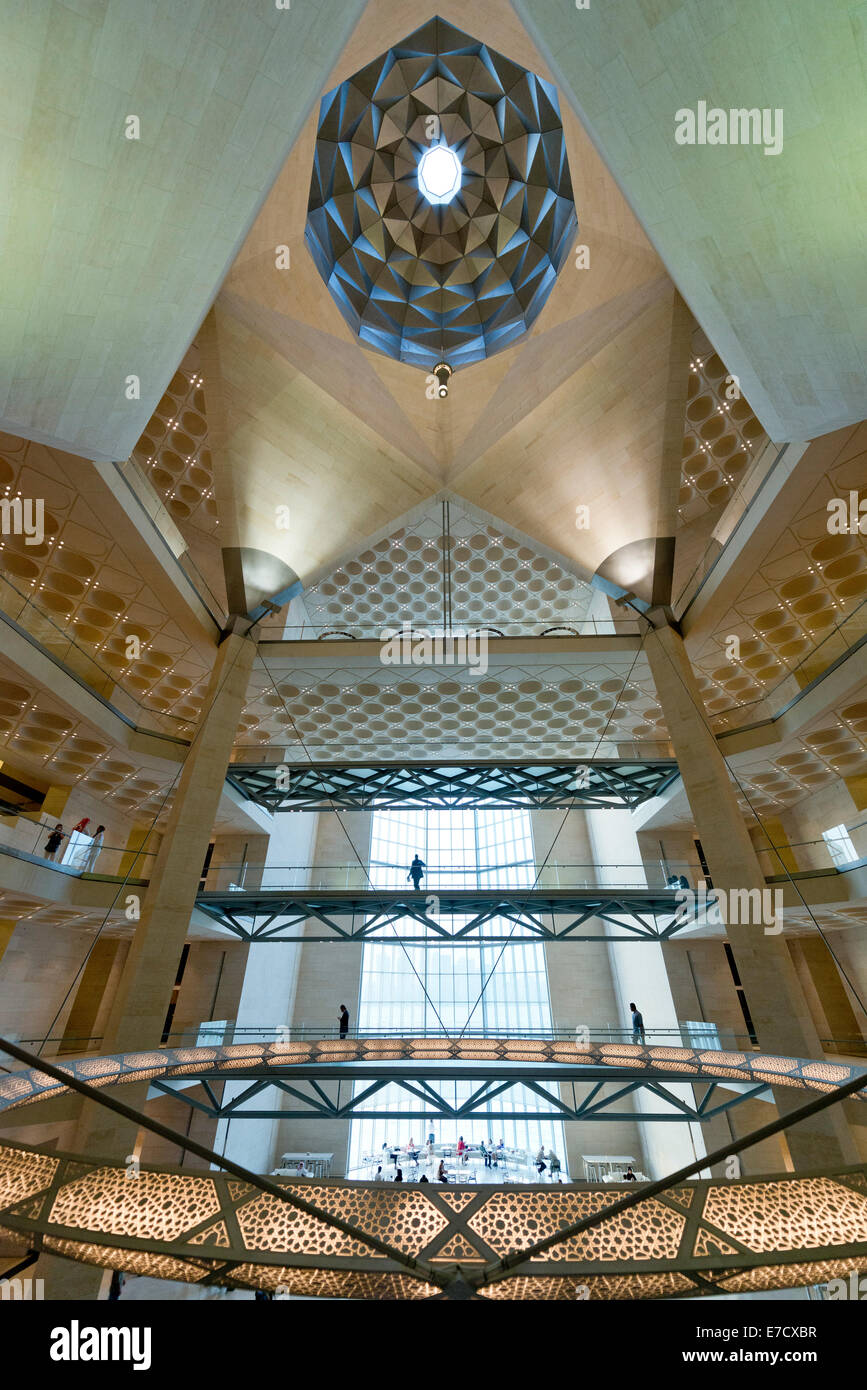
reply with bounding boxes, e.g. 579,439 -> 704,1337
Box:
623,1166 -> 638,1181
437,1159 -> 449,1183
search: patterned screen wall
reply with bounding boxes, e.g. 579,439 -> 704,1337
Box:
0,1136 -> 865,1301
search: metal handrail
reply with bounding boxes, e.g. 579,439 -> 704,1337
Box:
12,1021 -> 866,1061
0,570 -> 194,738
0,814 -> 157,866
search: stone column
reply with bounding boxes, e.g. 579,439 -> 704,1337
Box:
73,629 -> 257,1157
118,822 -> 159,880
789,939 -> 864,1050
58,940 -> 123,1055
587,807 -> 711,1180
645,621 -> 858,1169
213,809 -> 319,1175
275,813 -> 370,1176
37,629 -> 257,1299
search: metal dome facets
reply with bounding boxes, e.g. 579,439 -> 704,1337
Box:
305,16 -> 578,370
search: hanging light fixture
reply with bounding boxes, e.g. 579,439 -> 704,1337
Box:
433,361 -> 452,398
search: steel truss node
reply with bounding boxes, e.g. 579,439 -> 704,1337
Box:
195,887 -> 694,943
226,760 -> 679,813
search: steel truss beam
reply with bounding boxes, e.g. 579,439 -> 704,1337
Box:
226,759 -> 679,812
149,1065 -> 770,1123
195,887 -> 695,942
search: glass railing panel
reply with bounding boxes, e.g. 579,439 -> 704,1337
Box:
255,619 -> 644,642
197,861 -> 707,893
0,815 -> 155,878
0,569 -> 194,740
11,1022 -> 864,1059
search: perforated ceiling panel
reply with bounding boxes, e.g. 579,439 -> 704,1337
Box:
238,656 -> 668,761
304,501 -> 593,633
679,328 -> 768,525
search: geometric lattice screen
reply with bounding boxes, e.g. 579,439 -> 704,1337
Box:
2,1042 -> 865,1299
306,16 -> 578,369
2,1145 -> 866,1301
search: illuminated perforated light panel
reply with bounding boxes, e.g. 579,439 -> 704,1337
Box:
348,806 -> 567,1171
1,1046 -> 865,1297
0,1137 -> 865,1299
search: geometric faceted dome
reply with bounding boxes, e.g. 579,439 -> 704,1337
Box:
305,16 -> 578,370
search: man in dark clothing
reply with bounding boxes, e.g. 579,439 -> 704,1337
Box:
629,1002 -> 646,1045
338,1004 -> 349,1038
408,854 -> 426,891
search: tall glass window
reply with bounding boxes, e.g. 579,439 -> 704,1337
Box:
348,807 -> 567,1172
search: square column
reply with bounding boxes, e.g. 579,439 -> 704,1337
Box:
73,630 -> 256,1161
645,622 -> 858,1169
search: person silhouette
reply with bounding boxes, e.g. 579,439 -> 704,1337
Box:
408,854 -> 426,891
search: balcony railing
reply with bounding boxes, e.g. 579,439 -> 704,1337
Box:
7,1020 -> 866,1064
0,568 -> 193,740
255,619 -> 643,642
0,812 -> 155,879
198,859 -> 704,893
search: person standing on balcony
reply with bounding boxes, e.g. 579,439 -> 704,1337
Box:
44,824 -> 65,861
338,1004 -> 349,1038
407,854 -> 426,890
83,824 -> 105,872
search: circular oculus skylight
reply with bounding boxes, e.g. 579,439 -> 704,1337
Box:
418,144 -> 462,204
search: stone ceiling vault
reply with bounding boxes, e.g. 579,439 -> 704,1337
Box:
203,0 -> 691,598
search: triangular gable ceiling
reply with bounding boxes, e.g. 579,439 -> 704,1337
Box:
301,495 -> 595,635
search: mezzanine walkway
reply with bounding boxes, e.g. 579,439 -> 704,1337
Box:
194,885 -> 698,943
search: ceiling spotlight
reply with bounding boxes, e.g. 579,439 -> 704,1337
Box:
418,143 -> 462,204
433,362 -> 453,398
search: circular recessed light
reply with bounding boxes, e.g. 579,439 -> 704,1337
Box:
418,144 -> 462,204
